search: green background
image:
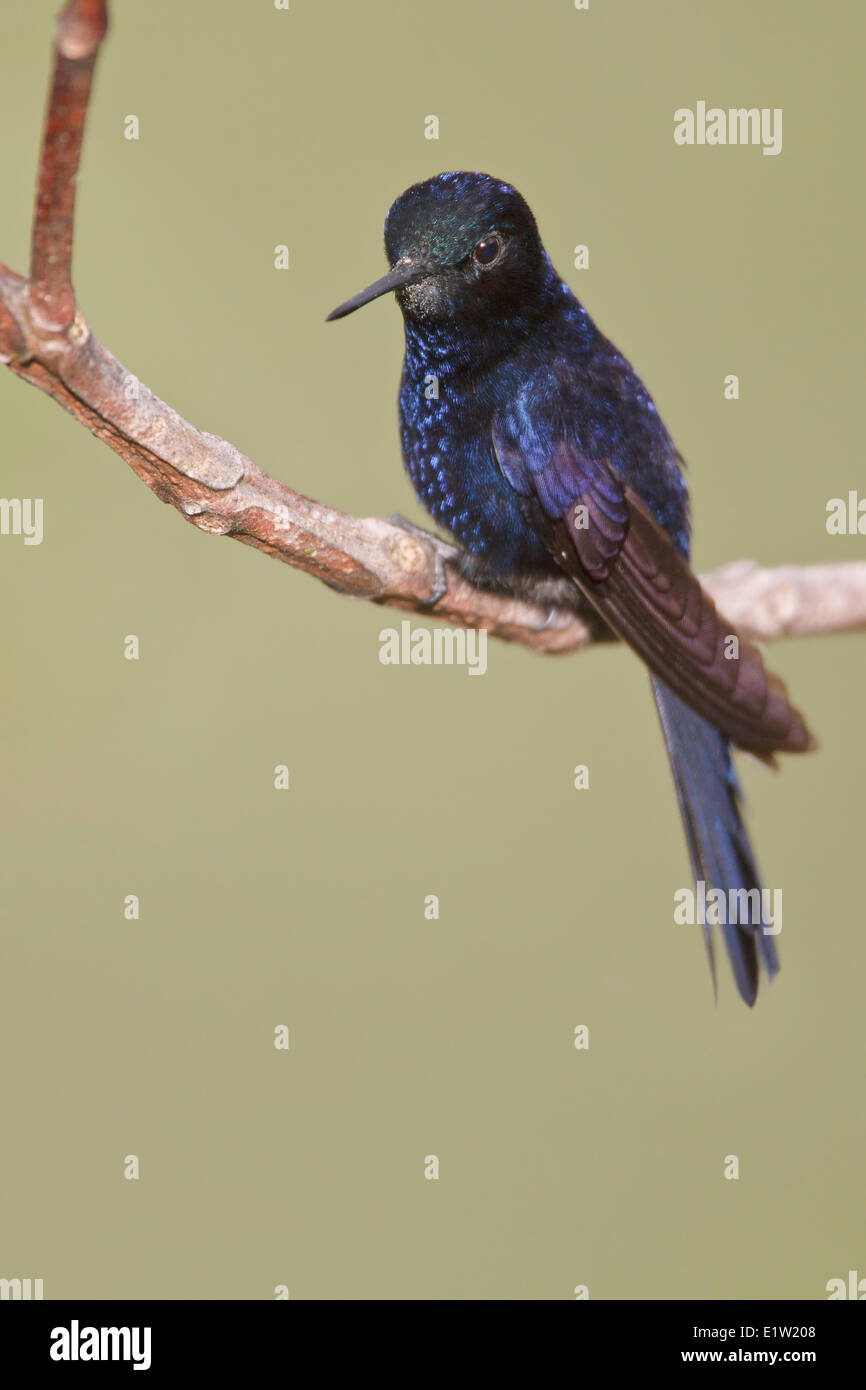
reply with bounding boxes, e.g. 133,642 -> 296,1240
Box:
1,0 -> 862,1300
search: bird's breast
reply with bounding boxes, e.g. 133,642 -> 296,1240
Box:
397,355 -> 555,575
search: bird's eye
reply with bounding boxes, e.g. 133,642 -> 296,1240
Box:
472,234 -> 503,267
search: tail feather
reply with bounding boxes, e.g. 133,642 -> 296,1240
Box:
652,676 -> 779,1006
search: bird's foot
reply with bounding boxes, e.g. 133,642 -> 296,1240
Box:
532,606 -> 563,632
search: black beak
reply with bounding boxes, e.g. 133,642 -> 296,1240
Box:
326,256 -> 436,321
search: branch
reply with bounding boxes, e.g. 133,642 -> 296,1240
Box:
1,1 -> 864,659
28,0 -> 107,332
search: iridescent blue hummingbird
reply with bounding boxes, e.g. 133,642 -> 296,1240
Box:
327,171 -> 815,1004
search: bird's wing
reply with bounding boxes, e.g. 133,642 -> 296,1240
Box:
492,423 -> 814,756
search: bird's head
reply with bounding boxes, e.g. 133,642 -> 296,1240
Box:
327,171 -> 547,328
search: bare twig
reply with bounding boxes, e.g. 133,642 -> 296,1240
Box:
1,0 -> 864,658
29,0 -> 107,331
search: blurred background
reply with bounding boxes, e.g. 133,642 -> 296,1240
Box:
0,0 -> 863,1300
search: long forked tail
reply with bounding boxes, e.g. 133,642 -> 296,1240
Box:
651,676 -> 779,1006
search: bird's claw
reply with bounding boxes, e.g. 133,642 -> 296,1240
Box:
532,606 -> 562,632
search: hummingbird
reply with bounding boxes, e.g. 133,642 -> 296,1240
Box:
327,171 -> 815,1005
